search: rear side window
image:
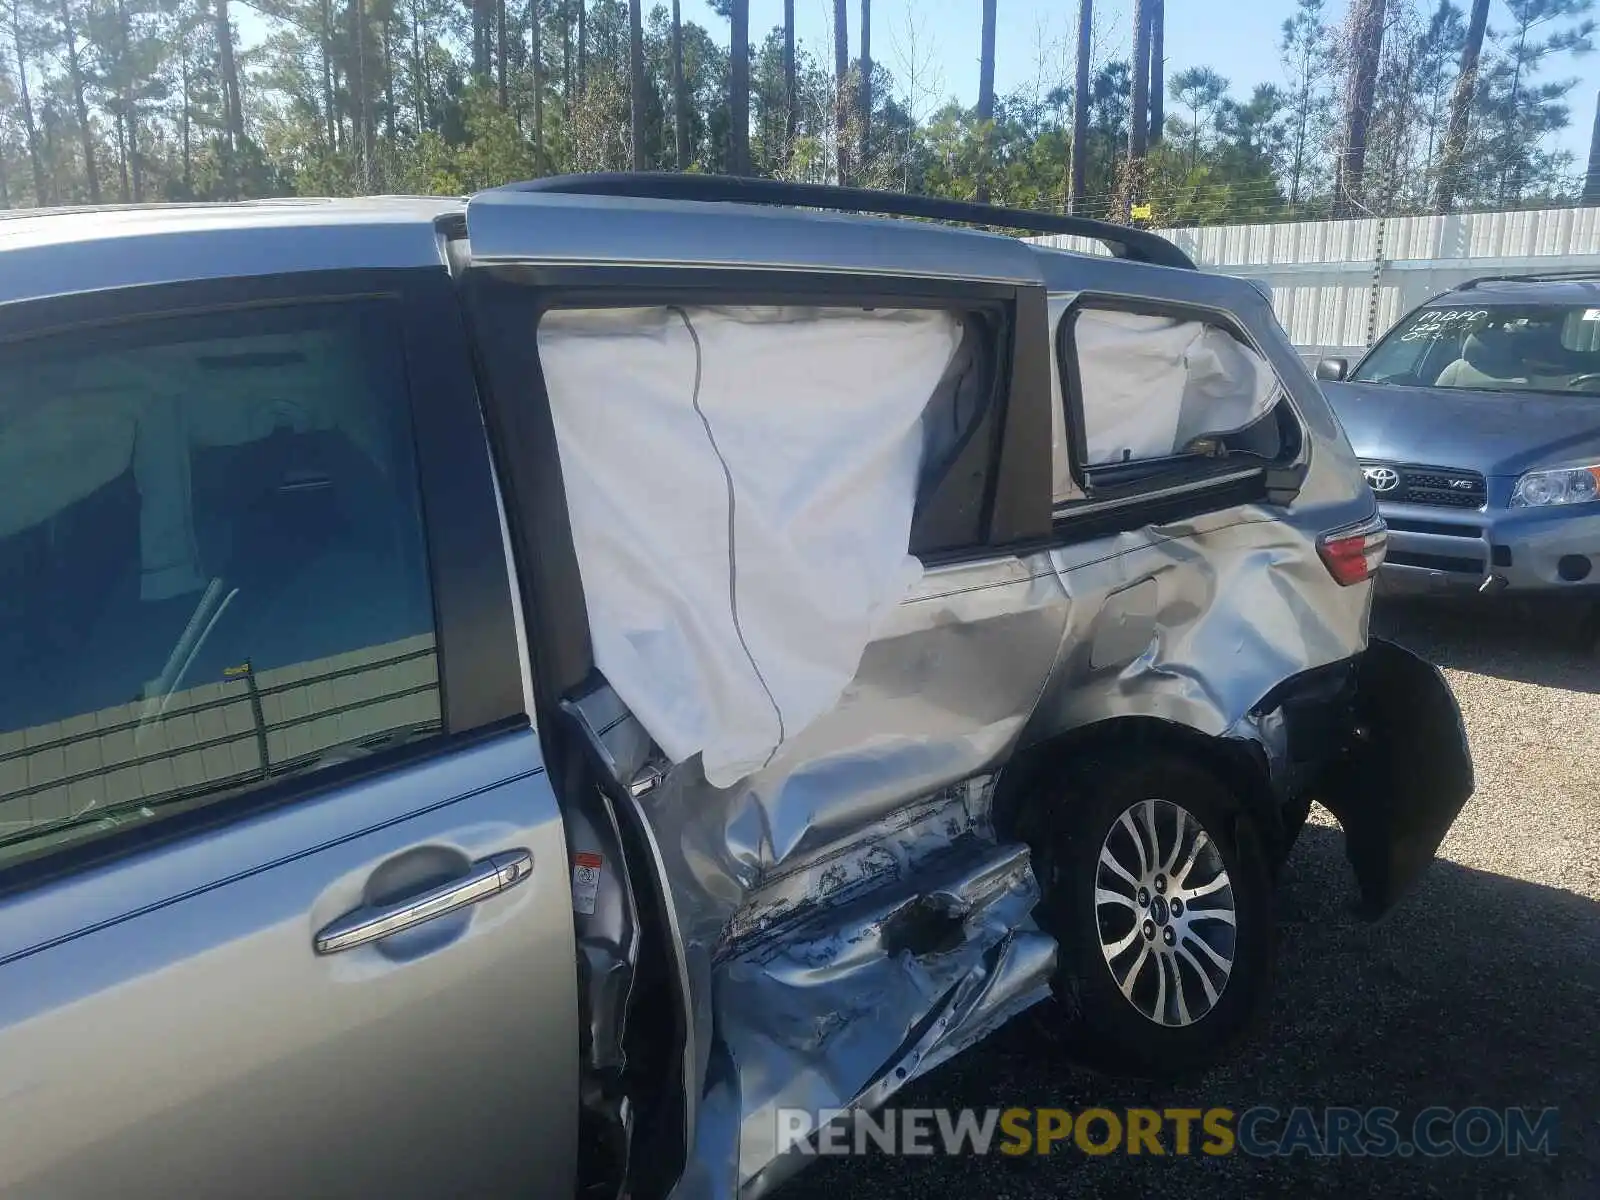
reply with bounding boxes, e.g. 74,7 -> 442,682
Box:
1056,305 -> 1290,504
0,301 -> 441,866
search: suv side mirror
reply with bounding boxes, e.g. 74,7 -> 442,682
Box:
1315,357 -> 1348,382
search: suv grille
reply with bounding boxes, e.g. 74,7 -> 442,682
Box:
1362,463 -> 1487,509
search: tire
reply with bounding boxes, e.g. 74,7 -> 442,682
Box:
1030,751 -> 1275,1079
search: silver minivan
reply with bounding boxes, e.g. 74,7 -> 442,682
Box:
0,176 -> 1472,1200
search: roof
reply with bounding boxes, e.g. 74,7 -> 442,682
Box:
1440,274 -> 1600,305
0,181 -> 1204,308
0,196 -> 462,306
492,172 -> 1197,269
464,187 -> 1056,283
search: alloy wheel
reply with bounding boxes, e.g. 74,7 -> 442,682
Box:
1094,798 -> 1237,1027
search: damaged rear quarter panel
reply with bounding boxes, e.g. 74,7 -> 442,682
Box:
650,277 -> 1388,1200
657,512 -> 1377,1198
1021,504 -> 1372,749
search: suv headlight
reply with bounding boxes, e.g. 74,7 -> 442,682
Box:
1510,465 -> 1600,507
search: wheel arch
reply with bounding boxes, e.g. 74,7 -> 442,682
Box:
995,716 -> 1290,860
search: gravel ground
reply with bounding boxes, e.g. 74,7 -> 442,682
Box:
783,597 -> 1600,1200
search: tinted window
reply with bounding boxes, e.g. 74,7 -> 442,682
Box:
1353,303 -> 1600,392
0,301 -> 440,865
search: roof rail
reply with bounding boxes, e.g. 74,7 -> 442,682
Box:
1457,269 -> 1600,290
493,172 -> 1198,271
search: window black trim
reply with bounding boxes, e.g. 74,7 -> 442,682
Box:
399,271 -> 526,731
0,268 -> 523,893
1051,292 -> 1305,541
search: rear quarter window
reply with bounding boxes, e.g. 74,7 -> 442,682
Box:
1053,301 -> 1294,508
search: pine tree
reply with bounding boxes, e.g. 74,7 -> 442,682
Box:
1436,0 -> 1491,211
1067,0 -> 1091,212
1334,0 -> 1387,217
975,0 -> 995,201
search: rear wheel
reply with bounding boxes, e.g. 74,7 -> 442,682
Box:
1032,753 -> 1275,1078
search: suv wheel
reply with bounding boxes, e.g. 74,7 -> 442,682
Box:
1032,753 -> 1274,1079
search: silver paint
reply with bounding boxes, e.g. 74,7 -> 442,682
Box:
0,729 -> 579,1199
0,192 -> 1400,1200
466,189 -> 1053,283
0,197 -> 460,305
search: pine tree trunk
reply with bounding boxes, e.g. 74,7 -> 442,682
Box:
833,0 -> 846,183
1290,73 -> 1310,205
1334,0 -> 1386,218
975,0 -> 995,202
672,0 -> 687,168
351,0 -> 374,188
1584,92 -> 1600,205
116,0 -> 130,201
412,0 -> 428,133
1147,0 -> 1163,145
530,0 -> 543,168
58,0 -> 100,201
496,0 -> 507,106
1129,0 -> 1148,162
1498,18 -> 1534,201
181,48 -> 193,195
561,5 -> 570,120
473,0 -> 489,77
12,2 -> 48,204
220,0 -> 244,161
384,17 -> 396,140
729,0 -> 749,175
115,112 -> 129,203
629,0 -> 645,169
1067,0 -> 1091,213
321,0 -> 336,146
1434,0 -> 1488,213
783,0 -> 795,157
119,0 -> 141,200
575,0 -> 584,97
858,0 -> 870,168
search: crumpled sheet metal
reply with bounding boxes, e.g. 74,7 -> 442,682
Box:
1021,504 -> 1370,749
646,554 -> 1072,1200
650,507 -> 1368,1199
730,838 -> 1052,1198
662,777 -> 1053,1200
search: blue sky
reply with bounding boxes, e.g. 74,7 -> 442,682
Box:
677,0 -> 1600,164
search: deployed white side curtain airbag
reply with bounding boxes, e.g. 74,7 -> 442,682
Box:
539,305 -> 963,787
1074,309 -> 1279,464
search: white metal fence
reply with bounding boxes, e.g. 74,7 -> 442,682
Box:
1034,205 -> 1600,365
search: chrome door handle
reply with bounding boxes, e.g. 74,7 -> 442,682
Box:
314,849 -> 533,955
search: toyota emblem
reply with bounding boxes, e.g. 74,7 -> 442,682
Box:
1363,466 -> 1401,494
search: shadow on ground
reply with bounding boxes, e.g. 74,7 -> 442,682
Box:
1372,595 -> 1600,693
779,824 -> 1600,1199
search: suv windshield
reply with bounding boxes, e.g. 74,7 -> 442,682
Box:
1350,302 -> 1600,394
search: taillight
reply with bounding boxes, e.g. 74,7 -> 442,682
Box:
1318,513 -> 1388,586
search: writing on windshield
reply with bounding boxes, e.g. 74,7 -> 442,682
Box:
1351,302 -> 1600,394
1399,309 -> 1490,341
